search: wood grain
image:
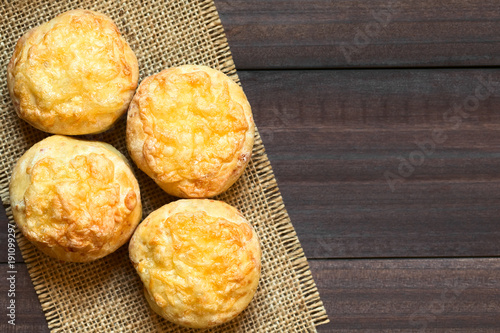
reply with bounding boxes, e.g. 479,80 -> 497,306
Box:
0,264 -> 49,333
312,258 -> 500,332
240,69 -> 500,259
215,0 -> 500,69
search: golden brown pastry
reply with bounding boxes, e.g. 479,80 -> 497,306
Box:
129,199 -> 261,328
9,135 -> 142,262
7,9 -> 139,135
126,65 -> 255,198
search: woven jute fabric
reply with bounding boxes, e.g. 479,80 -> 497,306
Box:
0,0 -> 329,332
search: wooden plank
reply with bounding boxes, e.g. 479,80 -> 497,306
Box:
0,264 -> 49,333
1,259 -> 499,332
237,69 -> 500,258
215,0 -> 500,69
312,258 -> 500,332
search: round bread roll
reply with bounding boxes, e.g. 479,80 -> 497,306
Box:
7,9 -> 139,135
129,199 -> 261,328
126,65 -> 255,198
9,135 -> 142,262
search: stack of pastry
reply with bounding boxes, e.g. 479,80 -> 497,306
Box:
7,9 -> 261,329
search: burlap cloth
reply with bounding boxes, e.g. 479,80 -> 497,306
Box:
0,0 -> 329,332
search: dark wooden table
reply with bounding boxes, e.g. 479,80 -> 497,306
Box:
2,1 -> 500,331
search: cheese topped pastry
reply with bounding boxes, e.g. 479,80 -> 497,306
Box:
9,135 -> 142,262
126,65 -> 255,198
129,199 -> 261,328
7,9 -> 139,135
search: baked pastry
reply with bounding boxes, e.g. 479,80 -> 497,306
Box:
9,135 -> 142,262
7,9 -> 139,135
129,199 -> 261,328
126,65 -> 255,198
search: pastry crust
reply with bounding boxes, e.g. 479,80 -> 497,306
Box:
126,65 -> 254,198
129,199 -> 261,328
7,9 -> 139,135
9,135 -> 142,262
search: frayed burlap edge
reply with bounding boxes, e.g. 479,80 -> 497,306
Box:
245,132 -> 330,328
